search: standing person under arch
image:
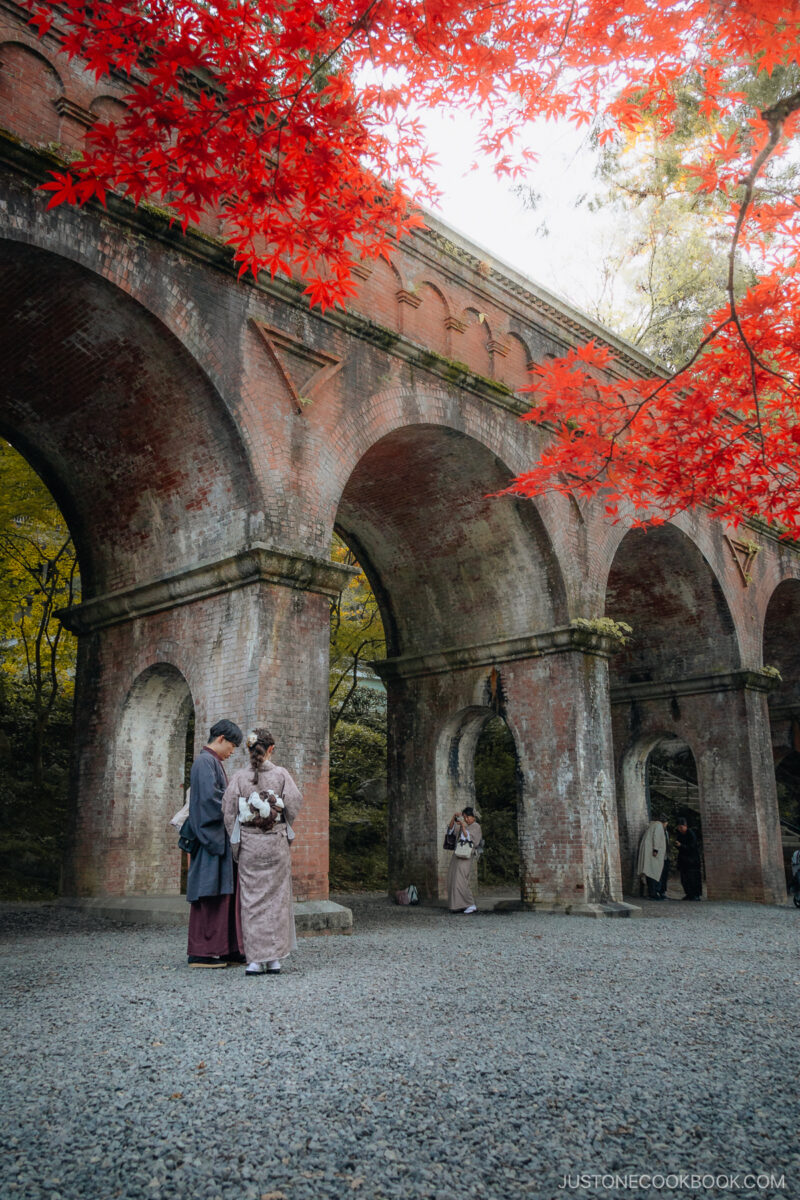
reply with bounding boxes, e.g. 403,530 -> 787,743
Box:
675,816 -> 703,901
185,719 -> 244,967
637,817 -> 668,900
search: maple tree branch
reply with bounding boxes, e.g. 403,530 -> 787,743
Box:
723,89 -> 800,460
579,87 -> 800,491
547,0 -> 577,59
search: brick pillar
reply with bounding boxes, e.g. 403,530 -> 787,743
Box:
378,627 -> 625,912
501,640 -> 623,910
383,671 -> 461,900
61,547 -> 351,899
683,684 -> 786,903
610,671 -> 786,905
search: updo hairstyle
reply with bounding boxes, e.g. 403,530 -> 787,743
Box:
249,727 -> 275,784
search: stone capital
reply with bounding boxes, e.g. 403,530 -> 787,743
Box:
373,624 -> 620,682
610,668 -> 781,705
58,544 -> 356,634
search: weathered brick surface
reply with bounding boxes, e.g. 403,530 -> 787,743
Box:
1,4 -> 798,904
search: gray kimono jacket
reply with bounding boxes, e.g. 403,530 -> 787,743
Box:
185,747 -> 234,903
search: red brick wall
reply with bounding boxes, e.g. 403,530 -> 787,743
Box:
1,1 -> 798,906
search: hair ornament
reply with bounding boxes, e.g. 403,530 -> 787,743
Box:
245,730 -> 258,749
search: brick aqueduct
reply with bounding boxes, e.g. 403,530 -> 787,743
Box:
1,3 -> 796,911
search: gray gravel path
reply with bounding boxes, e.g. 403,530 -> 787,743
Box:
1,897 -> 798,1200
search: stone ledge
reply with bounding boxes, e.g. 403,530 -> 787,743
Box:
422,895 -> 640,917
611,668 -> 781,705
58,895 -> 353,936
374,624 -> 621,682
57,544 -> 357,634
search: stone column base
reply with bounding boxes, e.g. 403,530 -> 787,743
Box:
58,895 -> 353,936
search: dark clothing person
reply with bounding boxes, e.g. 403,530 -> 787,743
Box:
658,830 -> 671,898
675,825 -> 702,900
186,746 -> 239,962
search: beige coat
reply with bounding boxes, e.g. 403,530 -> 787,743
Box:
446,819 -> 482,911
637,820 -> 667,882
222,763 -> 303,963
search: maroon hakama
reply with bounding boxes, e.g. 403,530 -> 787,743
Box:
187,890 -> 239,957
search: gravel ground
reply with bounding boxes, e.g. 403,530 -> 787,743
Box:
1,896 -> 798,1200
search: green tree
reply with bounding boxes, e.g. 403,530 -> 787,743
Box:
474,717 -> 520,888
329,533 -> 385,735
582,64 -> 800,369
327,535 -> 388,891
0,441 -> 79,790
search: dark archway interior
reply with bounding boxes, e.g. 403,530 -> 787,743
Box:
474,715 -> 521,888
763,583 -> 800,838
646,737 -> 704,893
763,581 -> 800,715
0,241 -> 256,597
336,425 -> 567,659
0,441 -> 79,898
606,526 -> 739,685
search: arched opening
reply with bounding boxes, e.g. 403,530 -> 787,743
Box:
0,240 -> 258,597
334,422 -> 566,900
434,708 -> 522,901
328,533 -> 388,892
0,439 -> 80,898
647,737 -> 703,898
474,715 -> 521,892
620,733 -> 704,898
113,664 -> 194,895
1,239 -> 260,897
607,526 -> 738,898
606,526 -> 740,687
762,579 -> 800,887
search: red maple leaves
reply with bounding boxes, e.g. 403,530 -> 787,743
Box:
23,0 -> 800,531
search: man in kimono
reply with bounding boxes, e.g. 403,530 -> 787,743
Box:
186,718 -> 244,967
636,817 -> 668,900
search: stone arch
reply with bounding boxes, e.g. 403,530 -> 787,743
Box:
316,381 -> 557,555
618,731 -> 700,892
334,421 -> 568,903
496,331 -> 532,391
348,255 -> 404,329
436,706 -> 491,826
0,239 -> 261,597
458,307 -> 493,376
403,281 -> 450,356
335,422 -> 568,658
607,524 -> 786,902
434,705 -> 523,898
605,524 -> 741,684
112,663 -> 194,895
0,41 -> 63,145
763,579 -> 800,715
762,580 -> 800,850
435,706 -> 493,896
89,95 -> 129,124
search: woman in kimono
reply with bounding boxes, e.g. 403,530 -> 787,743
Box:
446,807 -> 481,914
222,727 -> 302,975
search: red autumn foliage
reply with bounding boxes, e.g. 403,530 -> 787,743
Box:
24,0 -> 800,532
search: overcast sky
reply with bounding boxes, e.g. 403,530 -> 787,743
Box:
420,108 -> 619,318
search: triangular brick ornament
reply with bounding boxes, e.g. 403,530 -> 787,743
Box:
251,320 -> 342,414
724,534 -> 757,585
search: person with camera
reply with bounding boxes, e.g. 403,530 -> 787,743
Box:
445,806 -> 482,914
222,726 -> 302,975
